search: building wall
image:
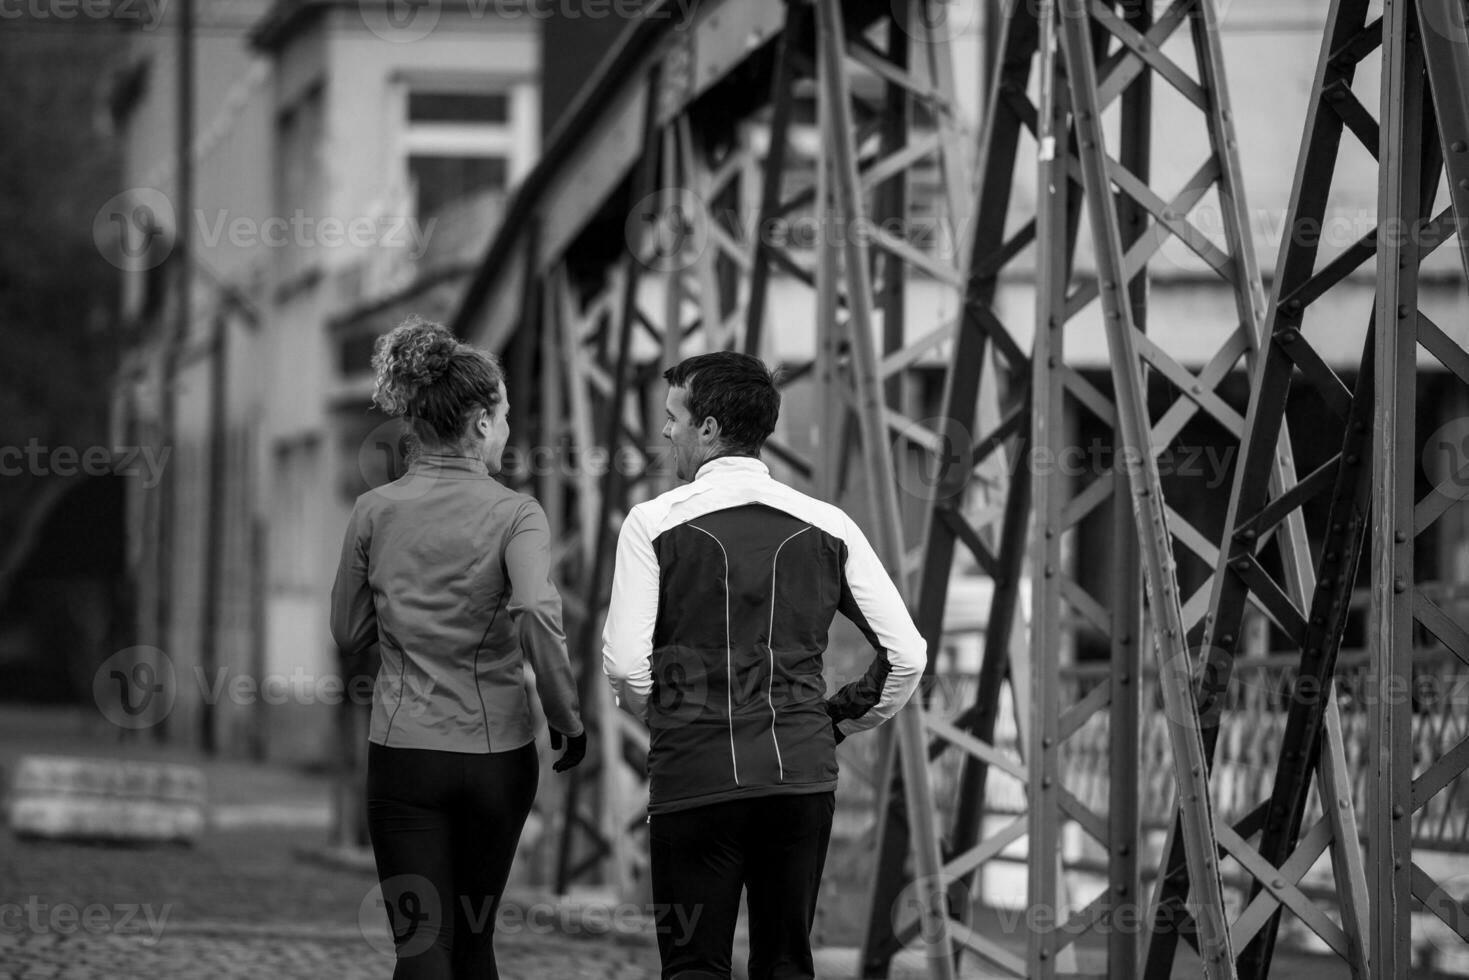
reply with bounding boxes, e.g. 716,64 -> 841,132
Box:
114,4 -> 542,762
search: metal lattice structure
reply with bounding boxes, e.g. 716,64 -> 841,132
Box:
449,0 -> 1469,977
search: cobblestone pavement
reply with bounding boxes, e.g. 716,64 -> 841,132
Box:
0,826 -> 661,980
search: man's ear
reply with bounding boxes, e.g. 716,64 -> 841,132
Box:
697,415 -> 721,443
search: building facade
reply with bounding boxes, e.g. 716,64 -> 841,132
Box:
108,0 -> 543,763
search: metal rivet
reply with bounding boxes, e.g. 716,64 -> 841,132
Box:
1393,804 -> 1405,818
1394,577 -> 1407,594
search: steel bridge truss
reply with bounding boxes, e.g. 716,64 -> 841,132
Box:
466,1 -> 1469,978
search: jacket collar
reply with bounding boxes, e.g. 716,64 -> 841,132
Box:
408,453 -> 489,477
693,454 -> 769,482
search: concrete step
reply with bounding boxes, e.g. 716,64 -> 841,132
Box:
6,753 -> 206,843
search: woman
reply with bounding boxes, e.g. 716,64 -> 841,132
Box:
331,316 -> 586,980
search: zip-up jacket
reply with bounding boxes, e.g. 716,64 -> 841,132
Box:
601,455 -> 926,814
330,453 -> 583,753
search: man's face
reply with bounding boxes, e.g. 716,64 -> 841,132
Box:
663,385 -> 711,482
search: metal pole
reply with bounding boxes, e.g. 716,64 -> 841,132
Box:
816,0 -> 955,975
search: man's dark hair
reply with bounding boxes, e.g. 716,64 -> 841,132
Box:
664,352 -> 781,453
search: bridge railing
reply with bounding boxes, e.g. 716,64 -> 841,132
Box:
835,631 -> 1469,855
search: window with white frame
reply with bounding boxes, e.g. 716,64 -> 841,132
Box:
401,82 -> 537,221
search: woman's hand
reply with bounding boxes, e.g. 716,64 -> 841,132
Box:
549,727 -> 587,773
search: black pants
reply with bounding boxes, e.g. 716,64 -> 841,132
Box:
649,791 -> 836,980
366,740 -> 539,980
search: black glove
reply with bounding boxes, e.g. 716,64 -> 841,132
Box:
549,727 -> 587,773
825,702 -> 847,745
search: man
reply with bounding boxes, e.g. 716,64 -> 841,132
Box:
602,351 -> 926,980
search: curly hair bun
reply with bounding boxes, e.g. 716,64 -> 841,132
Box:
371,315 -> 459,417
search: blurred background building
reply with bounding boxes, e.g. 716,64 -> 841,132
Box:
95,0 -> 635,763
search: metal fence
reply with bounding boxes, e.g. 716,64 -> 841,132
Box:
837,647 -> 1469,854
